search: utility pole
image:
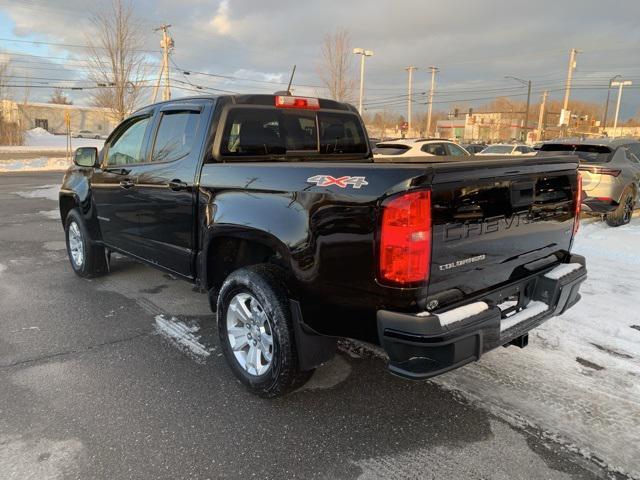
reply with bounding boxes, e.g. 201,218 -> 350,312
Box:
505,76 -> 531,141
405,66 -> 417,137
537,90 -> 548,141
611,79 -> 632,139
153,24 -> 174,102
353,48 -> 373,114
602,74 -> 621,134
560,48 -> 579,137
426,66 -> 439,137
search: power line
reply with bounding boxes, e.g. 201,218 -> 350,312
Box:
0,37 -> 158,53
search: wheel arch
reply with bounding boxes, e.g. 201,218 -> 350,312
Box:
200,226 -> 295,302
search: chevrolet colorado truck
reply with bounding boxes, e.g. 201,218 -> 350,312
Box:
60,94 -> 587,397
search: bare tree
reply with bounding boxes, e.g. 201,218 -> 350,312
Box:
86,0 -> 147,121
49,88 -> 73,105
0,61 -> 25,145
317,28 -> 355,103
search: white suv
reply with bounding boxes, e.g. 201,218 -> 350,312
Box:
373,139 -> 470,158
476,144 -> 536,156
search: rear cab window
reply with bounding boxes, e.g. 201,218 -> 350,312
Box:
539,144 -> 613,163
220,107 -> 368,159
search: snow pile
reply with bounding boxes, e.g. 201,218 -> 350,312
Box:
435,215 -> 640,478
27,127 -> 53,137
14,185 -> 60,202
0,131 -> 104,152
154,315 -> 213,361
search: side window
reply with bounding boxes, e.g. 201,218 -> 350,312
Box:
626,144 -> 640,163
516,146 -> 528,153
105,116 -> 151,166
447,143 -> 467,156
421,143 -> 447,156
152,111 -> 201,163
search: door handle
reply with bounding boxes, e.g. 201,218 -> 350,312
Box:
168,179 -> 188,191
119,179 -> 135,189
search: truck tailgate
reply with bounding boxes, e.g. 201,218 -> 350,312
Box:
425,156 -> 579,309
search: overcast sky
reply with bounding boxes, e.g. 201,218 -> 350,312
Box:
1,0 -> 639,119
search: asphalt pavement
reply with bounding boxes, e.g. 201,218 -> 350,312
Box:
0,171 -> 612,479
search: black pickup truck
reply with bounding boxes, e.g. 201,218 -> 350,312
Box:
60,94 -> 587,397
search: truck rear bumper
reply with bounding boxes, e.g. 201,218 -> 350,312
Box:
376,255 -> 587,380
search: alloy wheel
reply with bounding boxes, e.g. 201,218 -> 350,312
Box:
68,221 -> 84,268
226,292 -> 274,376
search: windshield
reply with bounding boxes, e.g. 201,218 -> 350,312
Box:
480,145 -> 514,154
374,143 -> 412,155
221,108 -> 368,157
539,143 -> 613,163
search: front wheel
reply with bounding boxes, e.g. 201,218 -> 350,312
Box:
605,187 -> 635,227
216,265 -> 312,397
64,209 -> 109,277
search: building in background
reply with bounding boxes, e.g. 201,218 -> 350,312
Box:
436,112 -> 529,142
0,100 -> 117,136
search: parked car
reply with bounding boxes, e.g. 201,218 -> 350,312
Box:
462,143 -> 487,154
476,144 -> 536,156
539,138 -> 640,226
374,138 -> 470,158
73,130 -> 104,139
60,94 -> 587,397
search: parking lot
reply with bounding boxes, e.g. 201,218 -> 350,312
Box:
0,171 -> 637,479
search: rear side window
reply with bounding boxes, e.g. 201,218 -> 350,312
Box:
539,144 -> 613,163
221,108 -> 367,157
152,111 -> 201,163
421,143 -> 447,156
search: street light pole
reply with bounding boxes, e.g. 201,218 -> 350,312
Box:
353,48 -> 373,115
602,74 -> 621,134
505,75 -> 531,142
426,66 -> 439,136
405,66 -> 417,136
561,48 -> 579,137
611,80 -> 632,139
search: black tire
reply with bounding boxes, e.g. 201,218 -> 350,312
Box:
605,186 -> 635,227
64,209 -> 109,278
216,264 -> 312,397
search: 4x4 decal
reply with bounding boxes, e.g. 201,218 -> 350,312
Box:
306,175 -> 369,189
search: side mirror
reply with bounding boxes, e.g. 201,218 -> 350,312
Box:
74,147 -> 99,167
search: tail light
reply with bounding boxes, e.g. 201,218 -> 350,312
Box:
578,166 -> 621,177
275,96 -> 320,110
379,190 -> 432,285
573,172 -> 582,235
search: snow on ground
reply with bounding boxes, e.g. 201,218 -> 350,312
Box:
0,128 -> 104,152
14,185 -> 60,202
435,215 -> 640,478
154,315 -> 214,361
0,157 -> 72,172
38,210 -> 60,220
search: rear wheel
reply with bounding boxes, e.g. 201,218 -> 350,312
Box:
216,264 -> 312,397
64,209 -> 109,277
605,186 -> 635,227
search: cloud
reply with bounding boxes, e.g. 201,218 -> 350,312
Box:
1,0 -> 639,118
209,0 -> 232,36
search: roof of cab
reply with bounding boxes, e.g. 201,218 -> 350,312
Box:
134,94 -> 356,115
